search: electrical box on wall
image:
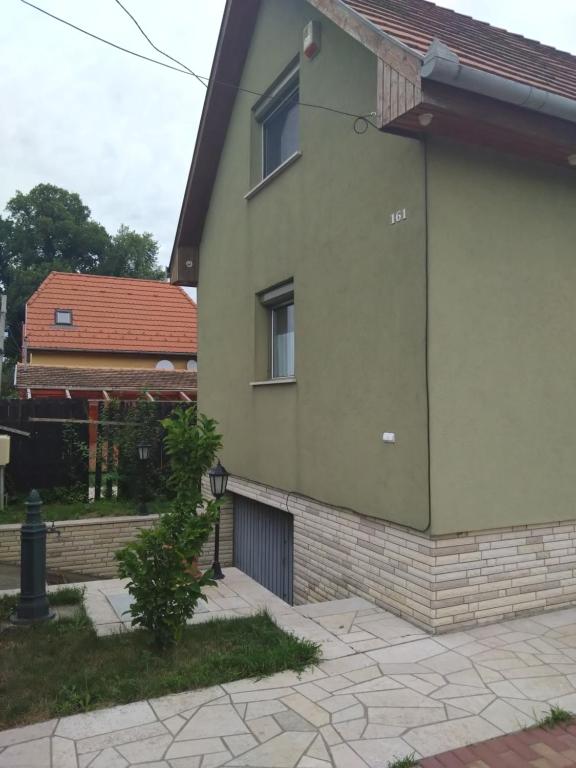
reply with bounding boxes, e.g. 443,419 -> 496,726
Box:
303,21 -> 321,60
0,436 -> 10,465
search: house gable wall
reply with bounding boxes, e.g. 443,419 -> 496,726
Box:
428,139 -> 576,535
29,350 -> 191,371
198,0 -> 429,529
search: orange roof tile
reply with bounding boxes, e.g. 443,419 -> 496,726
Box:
343,0 -> 576,101
25,272 -> 197,356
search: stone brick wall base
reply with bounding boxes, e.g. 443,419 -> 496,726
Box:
227,476 -> 576,633
0,499 -> 233,580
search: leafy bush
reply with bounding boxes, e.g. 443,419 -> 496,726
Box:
39,485 -> 87,505
117,508 -> 217,650
162,408 -> 222,515
116,406 -> 224,650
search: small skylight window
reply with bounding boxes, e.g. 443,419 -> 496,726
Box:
55,309 -> 73,325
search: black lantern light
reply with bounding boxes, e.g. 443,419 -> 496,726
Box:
208,460 -> 229,500
208,460 -> 229,580
136,441 -> 152,515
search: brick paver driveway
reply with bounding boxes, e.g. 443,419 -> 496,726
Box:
3,569 -> 576,767
422,723 -> 576,767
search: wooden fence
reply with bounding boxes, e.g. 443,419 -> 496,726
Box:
0,399 -> 186,497
0,399 -> 88,494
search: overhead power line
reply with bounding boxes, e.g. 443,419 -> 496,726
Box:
18,0 -> 377,131
19,0 -> 193,77
113,0 -> 207,89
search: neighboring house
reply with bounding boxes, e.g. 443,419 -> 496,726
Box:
15,272 -> 198,474
16,272 -> 198,401
171,0 -> 576,631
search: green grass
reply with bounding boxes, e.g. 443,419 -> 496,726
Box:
386,755 -> 419,768
0,605 -> 320,730
536,705 -> 574,729
0,587 -> 84,623
46,586 -> 85,607
0,498 -> 171,525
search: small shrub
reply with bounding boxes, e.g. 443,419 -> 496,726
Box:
117,508 -> 217,650
40,485 -> 87,505
116,406 -> 223,651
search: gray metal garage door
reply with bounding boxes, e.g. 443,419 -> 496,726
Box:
233,496 -> 294,604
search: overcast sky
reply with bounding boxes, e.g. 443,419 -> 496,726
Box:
1,0 -> 575,268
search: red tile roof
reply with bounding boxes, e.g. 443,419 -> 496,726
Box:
25,272 -> 197,356
16,364 -> 197,393
343,0 -> 576,101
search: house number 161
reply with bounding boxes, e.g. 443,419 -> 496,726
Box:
390,209 -> 407,225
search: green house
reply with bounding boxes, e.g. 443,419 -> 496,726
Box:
171,0 -> 576,632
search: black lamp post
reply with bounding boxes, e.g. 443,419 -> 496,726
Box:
208,460 -> 229,580
11,490 -> 55,625
137,440 -> 151,515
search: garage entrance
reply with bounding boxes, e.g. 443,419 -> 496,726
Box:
233,495 -> 294,604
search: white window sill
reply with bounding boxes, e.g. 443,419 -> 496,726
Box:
250,377 -> 297,387
245,152 -> 302,201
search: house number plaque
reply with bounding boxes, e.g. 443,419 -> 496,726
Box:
390,209 -> 408,225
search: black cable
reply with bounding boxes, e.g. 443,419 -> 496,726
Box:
19,0 -> 193,77
113,0 -> 207,88
18,0 -> 378,131
419,137 -> 432,534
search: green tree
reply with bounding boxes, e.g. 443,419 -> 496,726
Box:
0,184 -> 165,353
98,225 -> 165,280
5,184 -> 109,273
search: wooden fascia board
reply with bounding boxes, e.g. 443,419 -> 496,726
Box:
172,245 -> 199,288
305,0 -> 421,129
305,0 -> 420,80
170,0 -> 261,277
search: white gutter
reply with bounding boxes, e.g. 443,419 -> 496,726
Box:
421,39 -> 576,125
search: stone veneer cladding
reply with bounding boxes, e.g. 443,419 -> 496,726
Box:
227,476 -> 576,632
0,498 -> 233,580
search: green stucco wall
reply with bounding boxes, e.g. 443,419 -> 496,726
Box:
428,140 -> 576,535
198,0 -> 429,529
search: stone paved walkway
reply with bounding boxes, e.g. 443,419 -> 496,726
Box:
4,569 -> 576,767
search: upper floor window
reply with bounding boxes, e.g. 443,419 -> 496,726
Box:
263,86 -> 299,178
54,309 -> 73,325
254,62 -> 300,181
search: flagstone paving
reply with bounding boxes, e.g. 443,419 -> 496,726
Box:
4,569 -> 576,766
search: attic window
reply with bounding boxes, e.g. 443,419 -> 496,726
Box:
55,309 -> 73,326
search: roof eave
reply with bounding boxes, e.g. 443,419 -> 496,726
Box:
26,345 -> 196,356
422,40 -> 576,125
170,0 -> 261,285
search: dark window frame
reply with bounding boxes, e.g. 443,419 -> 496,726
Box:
54,309 -> 73,326
262,86 -> 300,179
253,61 -> 300,181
